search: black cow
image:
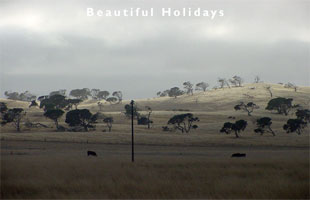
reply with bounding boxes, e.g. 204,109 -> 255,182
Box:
87,151 -> 97,157
231,153 -> 246,157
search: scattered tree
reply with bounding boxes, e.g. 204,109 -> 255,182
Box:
97,102 -> 103,111
97,91 -> 109,100
183,81 -> 194,95
49,89 -> 66,97
29,100 -> 38,108
218,78 -> 230,89
69,88 -> 91,100
195,82 -> 209,92
254,76 -> 260,83
265,97 -> 297,115
112,91 -> 123,103
106,97 -> 118,104
91,89 -> 100,100
283,119 -> 307,135
124,104 -> 140,119
1,108 -> 26,131
220,120 -> 248,138
0,102 -> 8,114
168,87 -> 184,98
296,109 -> 310,124
65,109 -> 98,131
66,99 -> 82,110
167,113 -> 199,133
229,76 -> 243,87
145,106 -> 152,129
254,117 -> 275,136
40,94 -> 68,111
234,102 -> 259,116
284,82 -> 298,92
265,86 -> 273,98
103,117 -> 113,132
44,109 -> 64,131
4,91 -> 36,102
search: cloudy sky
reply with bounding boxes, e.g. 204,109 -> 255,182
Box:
0,0 -> 309,99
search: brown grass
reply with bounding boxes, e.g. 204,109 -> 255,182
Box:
1,155 -> 309,199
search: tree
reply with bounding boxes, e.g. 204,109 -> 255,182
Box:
157,90 -> 170,97
97,91 -> 109,100
183,81 -> 194,95
49,89 -> 66,97
69,88 -> 91,100
284,82 -> 298,92
29,100 -> 38,108
220,120 -> 247,138
283,119 -> 307,135
103,117 -> 113,132
234,102 -> 259,116
195,82 -> 209,92
44,109 -> 64,130
124,104 -> 140,119
168,87 -> 184,98
145,106 -> 152,129
4,91 -> 36,102
1,108 -> 26,131
229,76 -> 243,87
40,94 -> 68,111
91,89 -> 100,100
65,109 -> 97,131
296,109 -> 310,124
265,86 -> 273,98
254,117 -> 275,136
106,97 -> 118,104
167,113 -> 199,133
218,78 -> 230,89
97,102 -> 103,111
254,76 -> 260,83
112,91 -> 123,103
0,102 -> 8,114
66,99 -> 82,110
265,97 -> 296,115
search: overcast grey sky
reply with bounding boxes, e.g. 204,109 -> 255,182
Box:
0,0 -> 309,99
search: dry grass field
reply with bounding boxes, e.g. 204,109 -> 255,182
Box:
1,83 -> 309,199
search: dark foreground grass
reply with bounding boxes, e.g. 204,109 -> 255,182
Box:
1,156 -> 309,199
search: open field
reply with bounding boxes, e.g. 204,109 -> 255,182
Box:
1,83 -> 310,198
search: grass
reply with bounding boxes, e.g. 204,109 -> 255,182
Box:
1,156 -> 309,199
1,83 -> 309,199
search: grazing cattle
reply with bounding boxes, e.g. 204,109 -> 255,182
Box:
231,153 -> 246,157
87,151 -> 97,157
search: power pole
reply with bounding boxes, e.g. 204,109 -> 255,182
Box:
130,100 -> 134,162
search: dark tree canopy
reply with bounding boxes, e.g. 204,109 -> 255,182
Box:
1,108 -> 26,131
66,99 -> 83,110
112,91 -> 123,103
265,97 -> 296,115
0,102 -> 8,114
254,117 -> 275,136
106,97 -> 118,104
168,87 -> 184,98
103,117 -> 113,132
296,109 -> 310,124
44,109 -> 64,130
40,94 -> 68,111
283,119 -> 307,135
220,120 -> 247,138
69,88 -> 91,100
29,100 -> 38,108
167,113 -> 199,133
124,104 -> 140,119
97,91 -> 110,100
183,81 -> 194,95
195,82 -> 209,92
234,102 -> 259,116
49,89 -> 66,97
65,109 -> 97,131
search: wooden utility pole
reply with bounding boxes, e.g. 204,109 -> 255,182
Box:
130,100 -> 134,162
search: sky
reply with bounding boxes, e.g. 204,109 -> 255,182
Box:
0,0 -> 309,99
